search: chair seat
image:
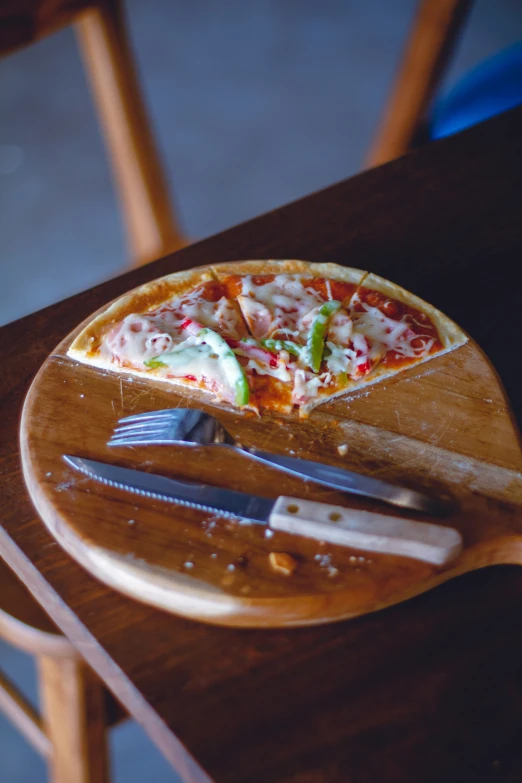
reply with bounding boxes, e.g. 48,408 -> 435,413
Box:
431,41 -> 522,139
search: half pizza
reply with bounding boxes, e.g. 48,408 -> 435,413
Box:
68,260 -> 467,416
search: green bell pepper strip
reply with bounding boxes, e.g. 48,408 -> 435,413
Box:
144,357 -> 167,369
146,327 -> 249,406
144,346 -> 201,372
260,338 -> 302,358
196,327 -> 249,406
304,300 -> 341,372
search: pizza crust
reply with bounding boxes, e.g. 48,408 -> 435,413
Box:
211,259 -> 367,287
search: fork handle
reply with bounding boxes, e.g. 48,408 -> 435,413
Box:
269,497 -> 462,566
244,447 -> 443,515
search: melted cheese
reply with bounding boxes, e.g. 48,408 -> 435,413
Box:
350,303 -> 434,358
152,294 -> 245,340
161,346 -> 235,401
239,275 -> 322,340
103,315 -> 184,365
328,311 -> 353,345
236,296 -> 272,340
325,341 -> 356,376
292,368 -> 332,404
103,292 -> 245,366
246,357 -> 292,383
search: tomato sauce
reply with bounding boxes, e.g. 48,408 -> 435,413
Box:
223,274 -> 356,306
250,374 -> 293,412
305,278 -> 356,305
193,280 -> 227,302
221,274 -> 275,298
354,287 -> 443,369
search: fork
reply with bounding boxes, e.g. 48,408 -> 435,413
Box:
108,408 -> 447,514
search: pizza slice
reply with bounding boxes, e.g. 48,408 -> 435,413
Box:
68,260 -> 467,416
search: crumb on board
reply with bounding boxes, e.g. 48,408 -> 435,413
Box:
269,552 -> 297,576
264,528 -> 274,539
337,444 -> 348,456
315,553 -> 332,567
128,519 -> 135,526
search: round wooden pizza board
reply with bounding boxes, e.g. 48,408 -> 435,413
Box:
20,294 -> 522,628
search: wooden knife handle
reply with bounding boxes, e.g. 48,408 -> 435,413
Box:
269,497 -> 463,566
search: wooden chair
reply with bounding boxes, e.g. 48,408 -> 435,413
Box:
0,559 -> 126,782
367,0 -> 474,167
0,0 -> 186,266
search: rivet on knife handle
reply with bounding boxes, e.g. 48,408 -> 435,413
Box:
269,497 -> 463,566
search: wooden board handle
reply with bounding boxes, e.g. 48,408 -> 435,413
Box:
269,497 -> 463,566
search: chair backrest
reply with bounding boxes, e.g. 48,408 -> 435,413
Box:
0,0 -> 186,266
367,0 -> 474,167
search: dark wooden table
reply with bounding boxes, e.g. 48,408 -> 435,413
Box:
2,106 -> 522,783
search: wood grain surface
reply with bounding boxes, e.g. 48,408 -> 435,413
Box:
2,107 -> 522,781
20,286 -> 522,627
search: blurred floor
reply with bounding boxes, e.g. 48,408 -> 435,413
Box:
1,0 -> 521,780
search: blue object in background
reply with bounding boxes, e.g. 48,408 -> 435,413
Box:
431,41 -> 522,138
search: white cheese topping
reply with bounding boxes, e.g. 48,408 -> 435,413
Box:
153,294 -> 244,340
328,311 -> 353,345
292,368 -> 333,404
239,275 -> 322,340
246,358 -> 292,383
324,342 -> 356,376
351,303 -> 434,358
103,315 -> 183,366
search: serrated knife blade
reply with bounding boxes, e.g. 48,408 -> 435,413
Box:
63,455 -> 274,523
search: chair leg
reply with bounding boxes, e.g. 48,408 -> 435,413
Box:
38,655 -> 110,783
74,0 -> 186,266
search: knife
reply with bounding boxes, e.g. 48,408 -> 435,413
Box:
63,455 -> 462,566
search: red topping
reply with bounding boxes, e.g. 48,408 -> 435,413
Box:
356,360 -> 371,375
180,317 -> 204,335
227,337 -> 278,368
